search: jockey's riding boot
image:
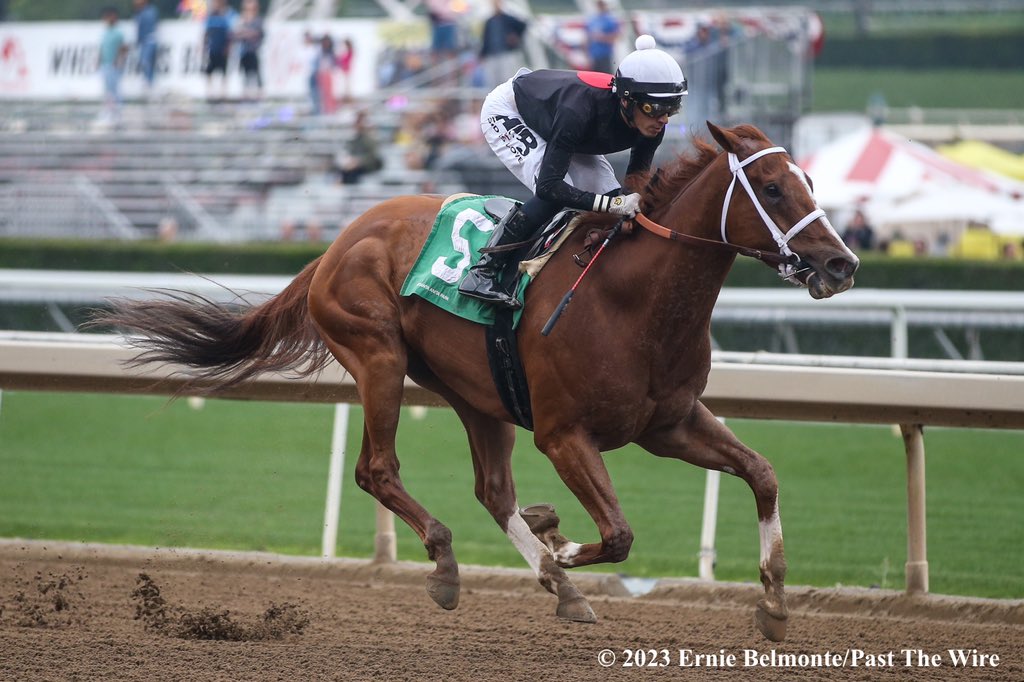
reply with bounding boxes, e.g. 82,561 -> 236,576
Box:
458,204 -> 532,310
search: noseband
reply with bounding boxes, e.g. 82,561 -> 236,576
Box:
634,146 -> 824,286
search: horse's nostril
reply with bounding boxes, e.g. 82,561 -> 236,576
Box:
826,256 -> 858,279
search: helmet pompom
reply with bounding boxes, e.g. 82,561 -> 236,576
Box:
635,34 -> 657,51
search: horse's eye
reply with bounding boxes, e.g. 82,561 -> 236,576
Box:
764,183 -> 782,198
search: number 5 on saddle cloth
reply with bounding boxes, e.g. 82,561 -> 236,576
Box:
400,194 -> 577,326
400,194 -> 579,429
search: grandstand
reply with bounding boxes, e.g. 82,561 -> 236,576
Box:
0,2 -> 821,243
0,99 -> 483,242
1,1 -> 1021,243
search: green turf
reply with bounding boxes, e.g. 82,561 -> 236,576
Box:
813,68 -> 1024,111
819,11 -> 1024,37
1,391 -> 1021,599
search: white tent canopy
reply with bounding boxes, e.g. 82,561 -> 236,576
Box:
800,127 -> 1024,238
877,186 -> 1024,238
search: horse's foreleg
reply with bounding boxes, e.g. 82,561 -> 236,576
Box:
454,405 -> 596,623
637,402 -> 788,642
533,429 -> 634,569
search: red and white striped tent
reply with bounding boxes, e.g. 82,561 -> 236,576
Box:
799,127 -> 1024,211
799,127 -> 1024,237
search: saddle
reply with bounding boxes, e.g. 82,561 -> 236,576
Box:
480,197 -> 579,265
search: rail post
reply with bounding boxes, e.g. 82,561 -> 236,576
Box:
901,423 -> 929,593
321,403 -> 350,558
374,503 -> 397,563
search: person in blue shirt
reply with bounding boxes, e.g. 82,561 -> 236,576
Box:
203,0 -> 234,101
233,0 -> 265,101
99,6 -> 128,123
585,0 -> 620,74
133,0 -> 160,94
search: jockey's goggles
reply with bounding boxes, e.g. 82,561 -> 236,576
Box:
635,97 -> 682,118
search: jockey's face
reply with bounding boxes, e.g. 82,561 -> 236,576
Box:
628,101 -> 670,138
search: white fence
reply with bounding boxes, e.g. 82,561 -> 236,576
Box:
5,269 -> 1024,361
3,329 -> 1024,595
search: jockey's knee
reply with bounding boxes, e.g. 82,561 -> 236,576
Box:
604,526 -> 634,563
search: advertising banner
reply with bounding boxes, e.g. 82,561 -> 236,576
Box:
0,19 -> 383,100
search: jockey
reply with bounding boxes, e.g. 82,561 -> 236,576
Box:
460,34 -> 687,309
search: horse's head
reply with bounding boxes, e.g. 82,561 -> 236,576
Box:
707,123 -> 858,299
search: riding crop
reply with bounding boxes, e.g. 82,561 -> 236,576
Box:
541,218 -> 624,336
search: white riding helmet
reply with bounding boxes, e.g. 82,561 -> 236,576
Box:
613,35 -> 688,100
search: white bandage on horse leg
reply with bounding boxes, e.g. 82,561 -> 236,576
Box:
505,508 -> 546,575
758,498 -> 782,569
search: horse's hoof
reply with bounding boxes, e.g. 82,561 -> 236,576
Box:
425,573 -> 460,610
520,504 -> 560,535
555,582 -> 597,623
754,601 -> 788,642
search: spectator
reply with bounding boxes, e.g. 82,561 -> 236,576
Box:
203,0 -> 233,102
479,0 -> 527,89
317,35 -> 339,114
133,0 -> 160,96
334,110 -> 383,184
304,33 -> 339,115
842,209 -> 877,251
336,37 -> 354,103
586,0 -> 620,74
683,21 -> 728,132
176,0 -> 205,19
234,0 -> 264,101
394,110 -> 432,170
98,6 -> 128,125
421,101 -> 458,169
157,216 -> 179,242
427,0 -> 459,83
305,218 -> 325,242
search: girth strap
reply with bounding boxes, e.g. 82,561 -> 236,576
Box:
485,308 -> 534,430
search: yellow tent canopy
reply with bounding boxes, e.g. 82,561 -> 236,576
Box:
937,140 -> 1024,182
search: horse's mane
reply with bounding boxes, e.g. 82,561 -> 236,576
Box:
639,124 -> 770,212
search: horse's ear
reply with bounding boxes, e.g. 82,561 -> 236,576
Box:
707,122 -> 739,153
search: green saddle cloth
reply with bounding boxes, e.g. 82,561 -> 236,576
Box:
400,195 -> 530,326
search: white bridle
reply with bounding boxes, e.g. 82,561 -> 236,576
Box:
720,146 -> 825,284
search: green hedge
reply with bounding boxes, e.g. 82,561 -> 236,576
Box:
0,239 -> 325,275
726,254 -> 1024,290
817,32 -> 1024,70
4,238 -> 1024,290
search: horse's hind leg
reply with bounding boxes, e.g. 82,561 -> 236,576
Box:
351,419 -> 460,610
311,310 -> 460,610
637,402 -> 788,642
453,404 -> 596,623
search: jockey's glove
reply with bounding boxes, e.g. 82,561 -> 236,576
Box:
596,192 -> 642,217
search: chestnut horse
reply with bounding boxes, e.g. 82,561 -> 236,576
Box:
100,123 -> 858,641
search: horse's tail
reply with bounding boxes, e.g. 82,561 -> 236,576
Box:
95,257 -> 331,394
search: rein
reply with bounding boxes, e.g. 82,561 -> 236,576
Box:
635,146 -> 825,283
633,213 -> 795,268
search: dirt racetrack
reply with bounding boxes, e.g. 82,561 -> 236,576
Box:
1,540 -> 1021,681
